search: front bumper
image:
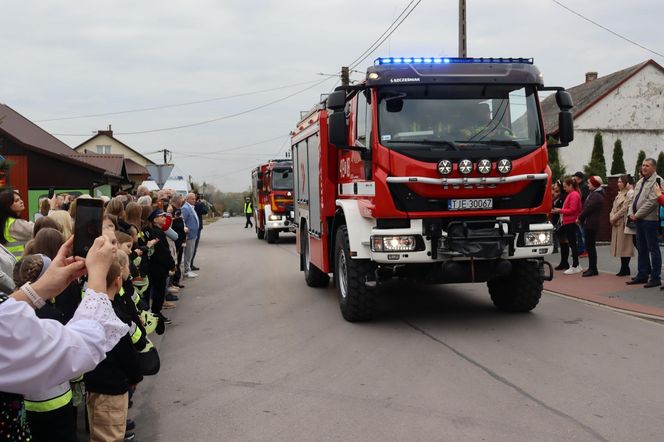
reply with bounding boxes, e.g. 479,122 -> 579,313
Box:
368,218 -> 553,264
266,211 -> 296,232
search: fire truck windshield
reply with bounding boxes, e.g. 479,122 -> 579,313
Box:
272,168 -> 293,190
377,84 -> 542,150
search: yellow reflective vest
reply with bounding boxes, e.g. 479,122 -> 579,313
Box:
3,218 -> 24,258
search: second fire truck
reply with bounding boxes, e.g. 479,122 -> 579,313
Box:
290,57 -> 574,322
251,159 -> 295,243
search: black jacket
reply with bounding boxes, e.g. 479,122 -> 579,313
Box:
579,187 -> 606,231
84,298 -> 143,395
195,201 -> 209,231
145,226 -> 175,275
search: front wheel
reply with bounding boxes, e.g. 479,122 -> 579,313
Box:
335,226 -> 378,322
266,228 -> 278,244
488,260 -> 543,312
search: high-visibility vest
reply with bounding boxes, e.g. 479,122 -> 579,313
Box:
3,218 -> 24,258
24,382 -> 72,412
243,202 -> 253,214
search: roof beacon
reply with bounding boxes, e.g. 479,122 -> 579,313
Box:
374,57 -> 534,66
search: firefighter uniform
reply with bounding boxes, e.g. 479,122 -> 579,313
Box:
24,300 -> 77,442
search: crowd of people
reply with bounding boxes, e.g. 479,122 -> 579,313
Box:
0,185 -> 209,441
551,158 -> 664,288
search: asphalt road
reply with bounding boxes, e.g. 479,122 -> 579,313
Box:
133,217 -> 664,442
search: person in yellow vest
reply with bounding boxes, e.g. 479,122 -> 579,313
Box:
243,196 -> 253,228
0,189 -> 36,258
13,254 -> 78,442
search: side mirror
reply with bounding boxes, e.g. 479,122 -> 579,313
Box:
327,91 -> 346,111
558,111 -> 574,145
257,180 -> 263,188
328,112 -> 347,147
555,91 -> 573,111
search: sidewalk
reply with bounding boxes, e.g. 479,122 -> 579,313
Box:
544,245 -> 664,319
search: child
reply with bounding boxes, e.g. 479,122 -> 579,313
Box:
144,209 -> 176,324
85,258 -> 143,442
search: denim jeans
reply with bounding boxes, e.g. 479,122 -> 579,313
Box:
635,220 -> 661,281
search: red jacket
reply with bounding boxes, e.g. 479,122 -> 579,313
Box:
658,194 -> 664,207
560,190 -> 582,225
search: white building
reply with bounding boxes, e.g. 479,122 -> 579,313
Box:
541,59 -> 664,175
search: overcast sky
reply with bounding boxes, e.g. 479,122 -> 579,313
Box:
2,0 -> 663,192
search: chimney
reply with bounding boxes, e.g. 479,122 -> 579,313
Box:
97,124 -> 113,137
585,72 -> 598,83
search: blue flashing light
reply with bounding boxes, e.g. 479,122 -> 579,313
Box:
374,57 -> 534,65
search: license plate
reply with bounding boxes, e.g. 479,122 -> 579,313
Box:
448,198 -> 493,210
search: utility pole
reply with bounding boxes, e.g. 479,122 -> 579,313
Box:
341,66 -> 350,87
162,148 -> 171,165
459,0 -> 467,57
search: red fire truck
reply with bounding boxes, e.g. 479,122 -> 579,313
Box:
290,57 -> 574,322
251,159 -> 295,243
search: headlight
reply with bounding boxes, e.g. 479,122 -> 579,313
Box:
437,159 -> 453,175
371,235 -> 418,252
497,159 -> 512,174
268,214 -> 282,221
477,159 -> 492,175
523,231 -> 552,246
458,159 -> 473,175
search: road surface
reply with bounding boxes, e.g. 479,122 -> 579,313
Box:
133,217 -> 664,441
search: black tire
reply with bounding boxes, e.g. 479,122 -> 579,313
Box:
334,225 -> 378,322
302,223 -> 329,287
256,227 -> 264,240
488,260 -> 543,312
266,228 -> 278,244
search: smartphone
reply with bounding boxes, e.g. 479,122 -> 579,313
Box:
657,178 -> 661,186
48,187 -> 55,199
73,198 -> 104,257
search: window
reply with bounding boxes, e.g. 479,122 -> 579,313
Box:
377,85 -> 543,150
96,145 -> 111,154
356,91 -> 372,147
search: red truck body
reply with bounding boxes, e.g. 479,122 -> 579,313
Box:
291,57 -> 574,321
251,159 -> 295,243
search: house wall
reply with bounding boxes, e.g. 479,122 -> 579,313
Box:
76,134 -> 153,166
560,64 -> 664,175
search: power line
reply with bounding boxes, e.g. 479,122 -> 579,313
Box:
36,79 -> 324,122
52,77 -> 333,136
349,0 -> 423,70
173,134 -> 288,156
551,0 -> 664,59
347,0 -> 418,69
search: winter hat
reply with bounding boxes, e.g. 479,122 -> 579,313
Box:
589,175 -> 603,188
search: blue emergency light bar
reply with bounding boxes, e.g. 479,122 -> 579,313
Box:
374,57 -> 534,65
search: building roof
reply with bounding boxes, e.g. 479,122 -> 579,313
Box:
0,103 -> 107,173
124,157 -> 150,176
69,153 -> 126,178
74,129 -> 155,166
541,59 -> 664,136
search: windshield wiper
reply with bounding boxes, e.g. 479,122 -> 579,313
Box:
458,140 -> 522,149
387,140 -> 459,151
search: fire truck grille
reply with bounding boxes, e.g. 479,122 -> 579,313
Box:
387,180 -> 546,213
